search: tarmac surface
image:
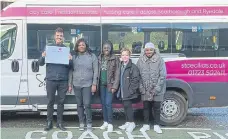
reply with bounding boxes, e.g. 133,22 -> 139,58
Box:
1,107 -> 228,139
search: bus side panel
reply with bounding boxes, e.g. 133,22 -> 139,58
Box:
166,59 -> 228,107
189,82 -> 228,107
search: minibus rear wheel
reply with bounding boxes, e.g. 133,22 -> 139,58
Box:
160,90 -> 187,126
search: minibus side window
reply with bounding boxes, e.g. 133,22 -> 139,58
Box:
27,24 -> 101,59
1,24 -> 17,60
102,23 -> 172,55
172,22 -> 228,57
102,24 -> 144,54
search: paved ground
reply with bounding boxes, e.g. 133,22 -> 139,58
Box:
1,107 -> 228,139
2,128 -> 228,139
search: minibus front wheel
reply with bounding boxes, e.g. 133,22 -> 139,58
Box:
160,90 -> 188,126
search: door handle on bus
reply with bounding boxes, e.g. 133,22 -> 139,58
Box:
31,60 -> 39,72
11,60 -> 19,72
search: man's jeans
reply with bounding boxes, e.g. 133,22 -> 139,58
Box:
100,85 -> 113,124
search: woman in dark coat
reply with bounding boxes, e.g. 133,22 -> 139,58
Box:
117,47 -> 140,133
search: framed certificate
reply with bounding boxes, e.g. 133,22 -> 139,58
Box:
45,46 -> 70,65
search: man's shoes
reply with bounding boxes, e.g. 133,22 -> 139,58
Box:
56,123 -> 67,131
44,121 -> 53,131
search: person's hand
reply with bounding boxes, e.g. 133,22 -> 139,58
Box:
91,85 -> 96,93
68,86 -> 72,93
69,54 -> 72,60
154,86 -> 161,95
111,88 -> 116,93
42,51 -> 46,57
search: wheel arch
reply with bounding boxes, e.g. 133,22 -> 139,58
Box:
166,78 -> 194,108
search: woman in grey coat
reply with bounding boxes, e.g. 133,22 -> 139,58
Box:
136,42 -> 167,134
68,38 -> 98,132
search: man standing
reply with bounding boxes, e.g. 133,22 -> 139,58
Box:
39,27 -> 72,131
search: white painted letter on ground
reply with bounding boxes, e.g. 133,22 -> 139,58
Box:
126,131 -> 151,139
52,131 -> 73,139
25,130 -> 47,139
188,132 -> 211,139
78,131 -> 99,139
103,131 -> 124,139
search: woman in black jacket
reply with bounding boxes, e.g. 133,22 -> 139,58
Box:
117,47 -> 140,133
